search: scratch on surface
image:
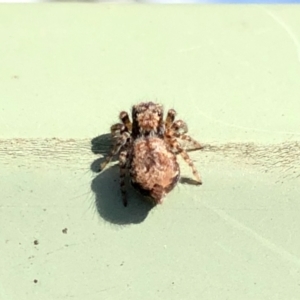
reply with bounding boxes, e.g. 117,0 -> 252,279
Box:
0,138 -> 299,178
262,7 -> 300,66
202,201 -> 300,267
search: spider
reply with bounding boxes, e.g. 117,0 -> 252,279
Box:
100,102 -> 203,207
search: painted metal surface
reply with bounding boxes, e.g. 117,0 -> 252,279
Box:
0,5 -> 300,300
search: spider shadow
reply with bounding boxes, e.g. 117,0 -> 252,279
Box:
90,134 -> 155,225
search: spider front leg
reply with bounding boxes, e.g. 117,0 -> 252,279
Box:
119,111 -> 132,132
100,131 -> 130,171
119,150 -> 128,207
171,120 -> 203,151
165,109 -> 177,129
110,123 -> 125,137
171,120 -> 188,135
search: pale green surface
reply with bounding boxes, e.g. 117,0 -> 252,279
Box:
1,4 -> 300,300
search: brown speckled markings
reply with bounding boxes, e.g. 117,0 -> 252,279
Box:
99,101 -> 203,207
130,137 -> 180,203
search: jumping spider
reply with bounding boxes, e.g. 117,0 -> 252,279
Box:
100,102 -> 203,207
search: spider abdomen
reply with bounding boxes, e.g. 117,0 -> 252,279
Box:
130,137 -> 180,203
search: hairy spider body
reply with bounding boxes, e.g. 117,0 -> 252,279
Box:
130,137 -> 180,203
100,102 -> 202,207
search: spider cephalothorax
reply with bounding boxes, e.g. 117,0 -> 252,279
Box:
131,102 -> 164,138
99,102 -> 203,207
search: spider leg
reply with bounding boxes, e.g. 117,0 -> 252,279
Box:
100,131 -> 130,171
119,150 -> 128,207
165,109 -> 176,129
167,137 -> 202,184
179,134 -> 203,151
171,120 -> 203,150
119,111 -> 132,132
110,123 -> 125,137
178,147 -> 202,184
171,120 -> 188,135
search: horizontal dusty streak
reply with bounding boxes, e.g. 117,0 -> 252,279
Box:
0,138 -> 299,176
